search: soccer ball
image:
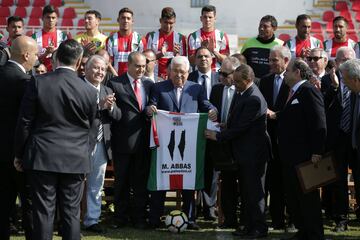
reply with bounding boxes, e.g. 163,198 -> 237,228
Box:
165,210 -> 188,233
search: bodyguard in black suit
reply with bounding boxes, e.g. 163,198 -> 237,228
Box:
206,64 -> 269,238
277,59 -> 326,240
108,52 -> 154,228
259,45 -> 290,229
0,36 -> 38,240
188,46 -> 219,220
320,47 -> 357,231
339,59 -> 360,222
14,39 -> 97,240
208,56 -> 240,228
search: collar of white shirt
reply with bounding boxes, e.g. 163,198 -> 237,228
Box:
127,73 -> 142,87
56,66 -> 76,72
8,60 -> 26,73
291,80 -> 307,94
198,70 -> 212,83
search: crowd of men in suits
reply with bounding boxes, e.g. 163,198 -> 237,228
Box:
2,3 -> 360,240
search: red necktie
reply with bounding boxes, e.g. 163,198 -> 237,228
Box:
133,79 -> 142,110
286,89 -> 294,104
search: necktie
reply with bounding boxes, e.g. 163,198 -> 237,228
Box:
96,91 -> 103,142
352,94 -> 360,149
286,89 -> 294,104
340,83 -> 351,133
273,75 -> 281,106
133,79 -> 142,111
221,87 -> 233,123
176,87 -> 182,106
201,75 -> 208,99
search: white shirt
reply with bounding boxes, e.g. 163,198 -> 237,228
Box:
291,80 -> 307,94
221,85 -> 235,122
8,60 -> 26,73
197,70 -> 212,99
127,73 -> 146,109
56,66 -> 76,72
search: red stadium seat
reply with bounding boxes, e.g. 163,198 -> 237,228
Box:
340,10 -> 352,21
14,7 -> 27,18
322,10 -> 335,22
49,0 -> 63,7
278,33 -> 291,42
355,12 -> 360,22
326,21 -> 333,33
61,18 -> 73,27
30,7 -> 43,18
0,17 -> 7,25
28,17 -> 41,26
348,33 -> 359,42
335,1 -> 349,11
17,0 -> 30,7
63,7 -> 76,19
32,0 -> 46,7
1,0 -> 14,7
77,18 -> 85,27
0,6 -> 10,17
312,33 -> 324,42
311,22 -> 322,33
352,1 -> 360,11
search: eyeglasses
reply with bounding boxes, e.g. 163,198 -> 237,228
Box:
306,56 -> 323,62
217,70 -> 234,78
146,58 -> 156,64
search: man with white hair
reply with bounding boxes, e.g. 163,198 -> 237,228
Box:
339,58 -> 360,223
321,46 -> 356,231
147,56 -> 217,230
259,45 -> 292,230
83,55 -> 122,233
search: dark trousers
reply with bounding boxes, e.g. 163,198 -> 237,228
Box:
149,190 -> 195,225
238,160 -> 268,234
282,165 -> 324,240
29,170 -> 85,240
220,170 -> 239,225
113,150 -> 149,224
0,163 -> 33,240
323,131 -> 356,223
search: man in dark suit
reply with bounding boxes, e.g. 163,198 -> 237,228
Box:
277,59 -> 326,240
82,55 -> 122,233
0,36 -> 38,240
259,45 -> 291,230
147,56 -> 217,229
188,46 -> 219,221
205,64 -> 269,238
107,52 -> 154,228
339,58 -> 360,222
208,56 -> 240,228
188,46 -> 218,99
321,46 -> 357,231
14,39 -> 97,240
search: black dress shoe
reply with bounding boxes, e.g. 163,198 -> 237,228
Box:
187,222 -> 201,230
84,224 -> 106,234
217,222 -> 237,229
245,230 -> 268,239
232,227 -> 249,236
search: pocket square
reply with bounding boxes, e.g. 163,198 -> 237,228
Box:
291,99 -> 299,104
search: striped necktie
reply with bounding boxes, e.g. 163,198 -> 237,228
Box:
340,83 -> 351,133
97,91 -> 104,142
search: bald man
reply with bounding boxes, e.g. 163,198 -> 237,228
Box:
96,49 -> 118,85
0,36 -> 38,240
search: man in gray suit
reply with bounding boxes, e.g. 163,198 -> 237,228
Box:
82,55 -> 122,233
14,39 -> 97,240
